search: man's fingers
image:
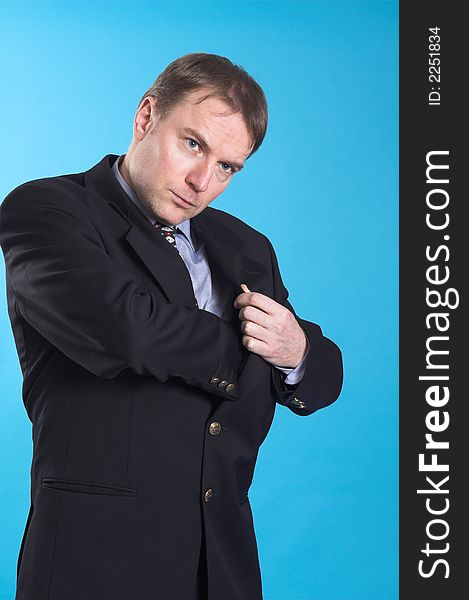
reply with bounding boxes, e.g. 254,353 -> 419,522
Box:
242,335 -> 270,355
238,305 -> 271,328
240,319 -> 271,342
234,286 -> 279,314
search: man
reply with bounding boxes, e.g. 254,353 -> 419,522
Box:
0,53 -> 342,600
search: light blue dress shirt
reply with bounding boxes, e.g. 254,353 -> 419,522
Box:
112,157 -> 306,384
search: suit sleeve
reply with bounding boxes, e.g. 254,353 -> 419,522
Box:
265,236 -> 343,416
0,183 -> 244,400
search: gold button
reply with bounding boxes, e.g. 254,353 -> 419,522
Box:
209,422 -> 222,436
225,383 -> 235,393
218,380 -> 228,389
291,397 -> 307,409
204,488 -> 214,502
210,377 -> 220,384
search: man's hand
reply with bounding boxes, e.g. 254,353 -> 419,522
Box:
234,284 -> 307,368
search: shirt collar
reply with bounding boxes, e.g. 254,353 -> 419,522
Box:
112,156 -> 195,249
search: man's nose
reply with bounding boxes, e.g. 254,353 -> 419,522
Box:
186,162 -> 213,193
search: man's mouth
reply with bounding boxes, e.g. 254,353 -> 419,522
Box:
170,190 -> 196,208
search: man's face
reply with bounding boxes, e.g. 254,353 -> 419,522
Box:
126,89 -> 253,225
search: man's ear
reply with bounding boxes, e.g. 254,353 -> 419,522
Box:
133,96 -> 158,142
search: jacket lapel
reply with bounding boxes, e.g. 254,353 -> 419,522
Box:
84,155 -> 197,308
124,223 -> 196,308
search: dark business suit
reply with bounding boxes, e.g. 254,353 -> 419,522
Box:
0,155 -> 343,600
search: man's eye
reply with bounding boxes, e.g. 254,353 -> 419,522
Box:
187,138 -> 199,150
220,162 -> 233,174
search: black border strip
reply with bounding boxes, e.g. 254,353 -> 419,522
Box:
400,2 -> 464,598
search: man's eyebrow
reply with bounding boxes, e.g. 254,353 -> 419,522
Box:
182,127 -> 245,171
183,128 -> 209,150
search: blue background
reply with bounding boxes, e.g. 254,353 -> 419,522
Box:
0,2 -> 398,599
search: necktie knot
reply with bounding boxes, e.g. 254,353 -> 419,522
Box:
154,222 -> 179,250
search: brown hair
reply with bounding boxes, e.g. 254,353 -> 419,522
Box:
139,53 -> 268,156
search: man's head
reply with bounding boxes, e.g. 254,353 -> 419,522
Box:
121,53 -> 268,225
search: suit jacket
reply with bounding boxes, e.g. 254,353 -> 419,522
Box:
0,155 -> 343,600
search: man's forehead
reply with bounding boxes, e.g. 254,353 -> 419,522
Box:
175,89 -> 253,156
181,91 -> 243,126
184,88 -> 235,113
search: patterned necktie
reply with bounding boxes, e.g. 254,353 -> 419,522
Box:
154,222 -> 179,251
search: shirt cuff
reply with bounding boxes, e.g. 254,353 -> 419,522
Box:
273,333 -> 309,385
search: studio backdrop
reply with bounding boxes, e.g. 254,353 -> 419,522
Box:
0,2 -> 398,599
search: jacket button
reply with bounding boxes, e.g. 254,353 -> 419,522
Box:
225,383 -> 235,393
204,488 -> 214,502
218,380 -> 228,389
210,377 -> 220,385
209,422 -> 222,435
290,397 -> 307,409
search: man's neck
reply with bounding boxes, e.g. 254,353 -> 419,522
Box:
118,155 -> 134,193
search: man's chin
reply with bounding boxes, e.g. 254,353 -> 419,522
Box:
158,206 -> 198,226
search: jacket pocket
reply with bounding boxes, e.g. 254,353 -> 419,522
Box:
41,477 -> 137,497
